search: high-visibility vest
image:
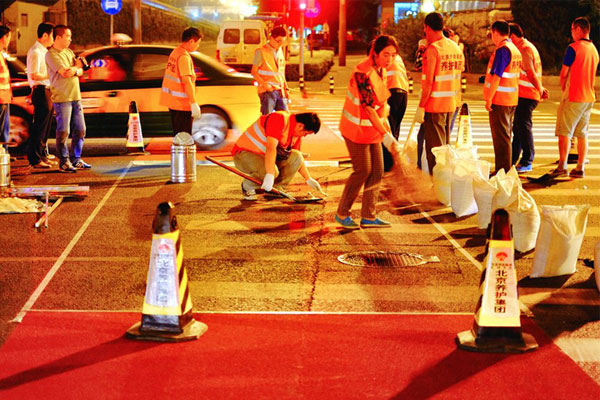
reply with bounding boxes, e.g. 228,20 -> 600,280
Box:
517,39 -> 542,101
256,44 -> 287,95
339,57 -> 390,144
0,55 -> 11,104
159,46 -> 195,111
484,39 -> 522,106
422,37 -> 463,113
566,39 -> 599,103
234,111 -> 293,155
386,55 -> 408,91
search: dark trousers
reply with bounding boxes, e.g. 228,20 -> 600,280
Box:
169,109 -> 193,136
424,112 -> 451,175
0,104 -> 8,150
511,97 -> 538,167
382,89 -> 407,171
28,86 -> 54,165
489,104 -> 516,174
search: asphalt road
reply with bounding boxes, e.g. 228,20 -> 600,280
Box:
0,63 -> 599,386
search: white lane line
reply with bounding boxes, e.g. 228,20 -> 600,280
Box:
11,162 -> 133,323
554,338 -> 600,362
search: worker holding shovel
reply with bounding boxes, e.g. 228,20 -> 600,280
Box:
231,111 -> 324,201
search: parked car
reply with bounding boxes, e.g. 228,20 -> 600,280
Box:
8,45 -> 261,153
216,19 -> 269,73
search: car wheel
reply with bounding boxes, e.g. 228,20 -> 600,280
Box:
8,107 -> 32,154
192,107 -> 229,150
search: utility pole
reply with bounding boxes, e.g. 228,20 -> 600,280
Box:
133,0 -> 142,44
339,0 -> 346,66
299,2 -> 305,83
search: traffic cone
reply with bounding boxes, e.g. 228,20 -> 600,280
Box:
126,202 -> 207,342
455,102 -> 472,149
456,208 -> 538,353
125,101 -> 149,155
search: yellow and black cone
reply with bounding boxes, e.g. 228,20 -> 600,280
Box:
125,101 -> 149,155
456,209 -> 538,353
455,102 -> 472,149
126,202 -> 207,342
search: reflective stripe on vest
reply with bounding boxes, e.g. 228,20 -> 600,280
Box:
423,38 -> 463,113
160,46 -> 195,111
257,45 -> 286,93
517,39 -> 542,101
235,111 -> 292,155
567,39 -> 599,103
386,55 -> 408,91
484,40 -> 522,106
339,57 -> 390,144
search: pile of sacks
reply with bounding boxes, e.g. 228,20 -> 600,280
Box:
429,145 -> 591,278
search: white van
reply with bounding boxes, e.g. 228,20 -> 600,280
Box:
216,20 -> 269,72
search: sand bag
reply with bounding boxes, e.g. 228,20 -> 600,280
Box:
431,145 -> 455,206
473,173 -> 498,229
506,188 -> 540,253
451,159 -> 491,217
491,166 -> 521,212
531,205 -> 591,277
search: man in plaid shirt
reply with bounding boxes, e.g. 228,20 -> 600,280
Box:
0,26 -> 11,151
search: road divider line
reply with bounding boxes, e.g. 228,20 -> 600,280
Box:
11,162 -> 133,324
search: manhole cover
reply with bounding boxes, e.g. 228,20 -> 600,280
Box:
337,251 -> 440,268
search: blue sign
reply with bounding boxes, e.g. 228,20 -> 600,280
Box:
101,0 -> 122,15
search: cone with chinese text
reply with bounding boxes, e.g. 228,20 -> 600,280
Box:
125,101 -> 149,155
126,202 -> 207,342
455,102 -> 472,149
456,208 -> 538,353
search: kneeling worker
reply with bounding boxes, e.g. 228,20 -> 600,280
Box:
232,111 -> 323,200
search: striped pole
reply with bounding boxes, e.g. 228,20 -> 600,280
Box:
329,75 -> 334,94
408,76 -> 413,94
461,76 -> 467,93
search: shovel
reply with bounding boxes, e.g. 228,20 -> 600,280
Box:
205,156 -> 324,204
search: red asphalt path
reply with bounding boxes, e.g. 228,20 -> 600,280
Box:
0,312 -> 598,399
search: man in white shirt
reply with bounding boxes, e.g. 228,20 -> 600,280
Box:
26,22 -> 55,168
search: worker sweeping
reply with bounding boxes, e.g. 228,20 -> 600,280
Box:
232,111 -> 325,201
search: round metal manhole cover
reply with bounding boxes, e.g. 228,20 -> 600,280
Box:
337,251 -> 440,268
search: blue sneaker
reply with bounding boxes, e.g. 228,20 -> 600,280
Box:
360,217 -> 392,228
73,160 -> 92,169
335,215 -> 360,230
516,164 -> 532,173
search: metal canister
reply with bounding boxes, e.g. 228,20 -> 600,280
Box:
0,150 -> 10,188
170,144 -> 196,183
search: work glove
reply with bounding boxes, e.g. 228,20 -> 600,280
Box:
261,173 -> 275,192
382,133 -> 401,153
415,107 -> 425,124
191,103 -> 202,119
306,177 -> 328,197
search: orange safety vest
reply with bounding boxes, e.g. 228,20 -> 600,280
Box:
386,55 -> 408,91
517,39 -> 542,101
0,55 -> 11,104
234,111 -> 293,155
566,39 -> 599,103
256,44 -> 287,95
484,39 -> 522,106
159,46 -> 196,111
422,37 -> 463,113
339,58 -> 390,144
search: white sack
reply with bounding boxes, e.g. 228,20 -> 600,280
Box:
473,173 -> 498,229
451,159 -> 491,217
506,188 -> 540,253
531,204 -> 590,277
431,146 -> 454,206
491,166 -> 521,212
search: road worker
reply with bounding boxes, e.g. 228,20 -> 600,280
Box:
232,111 -> 323,201
416,12 -> 464,175
384,53 -> 409,172
483,20 -> 522,175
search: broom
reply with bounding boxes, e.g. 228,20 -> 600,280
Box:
386,116 -> 435,207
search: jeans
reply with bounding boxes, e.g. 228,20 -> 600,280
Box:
383,89 -> 407,171
511,97 -> 538,167
489,104 -> 516,174
0,104 -> 9,150
424,112 -> 451,175
54,100 -> 86,165
233,149 -> 303,191
259,90 -> 288,115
